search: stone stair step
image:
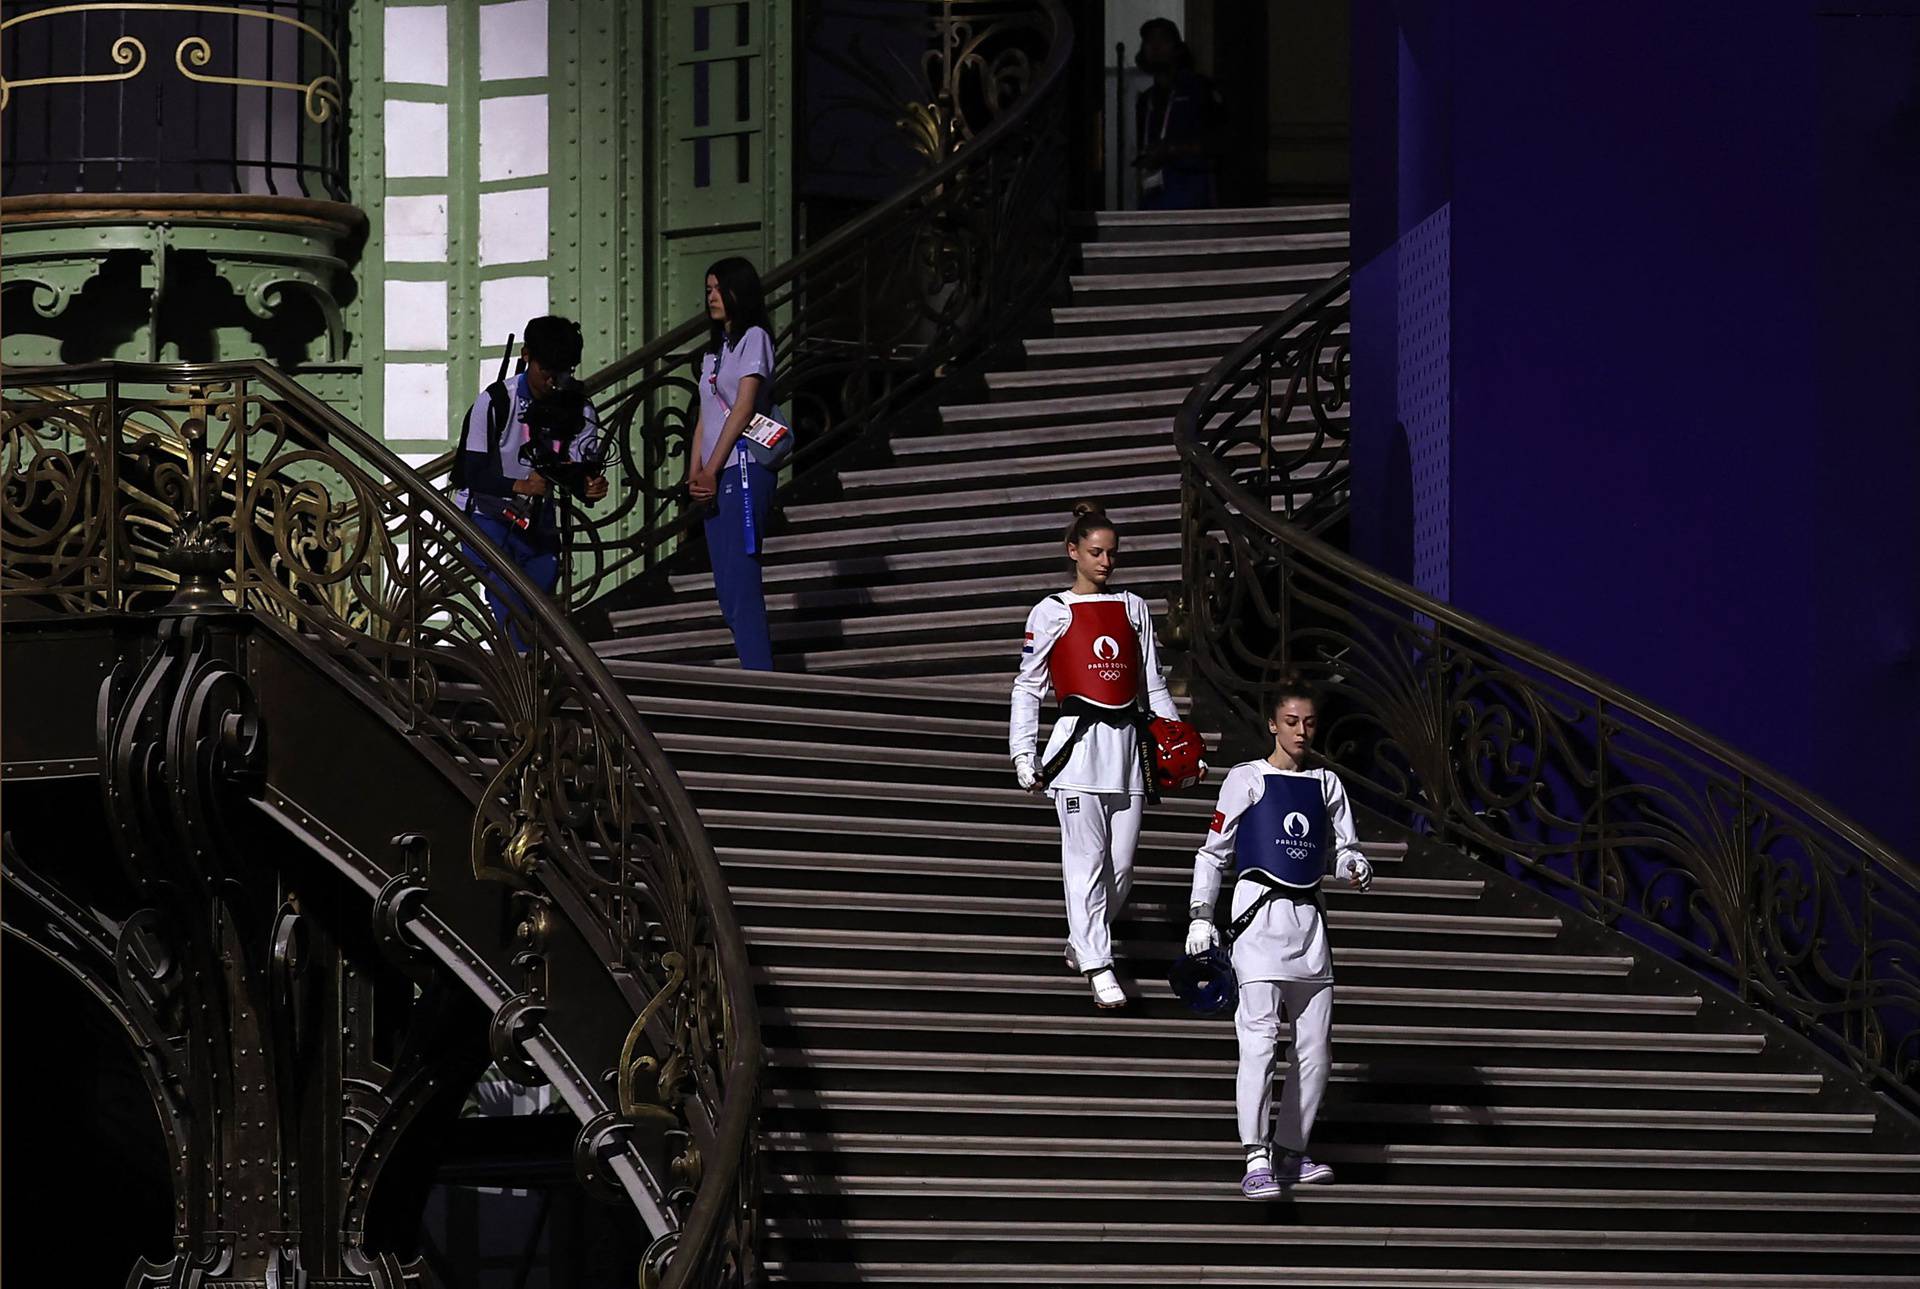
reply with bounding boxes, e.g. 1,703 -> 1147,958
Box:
768,501 -> 1182,552
1051,291 -> 1317,336
763,1131 -> 1920,1175
763,1049 -> 1814,1096
778,470 -> 1183,525
683,769 -> 1218,818
759,1217 -> 1914,1253
1022,325 -> 1259,366
735,886 -> 1550,935
663,532 -> 1180,596
757,966 -> 1701,1016
758,1007 -> 1764,1056
613,560 -> 1178,631
595,597 -> 1163,659
760,1262 -> 1920,1287
738,928 -> 1599,978
983,355 -> 1219,395
711,844 -> 1423,887
1079,229 -> 1353,268
1086,203 -> 1352,241
1066,260 -> 1350,305
840,442 -> 1189,491
765,1049 -> 1814,1096
760,1091 -> 1868,1137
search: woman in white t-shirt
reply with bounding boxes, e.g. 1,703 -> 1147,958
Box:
688,257 -> 777,670
1010,502 -> 1181,1008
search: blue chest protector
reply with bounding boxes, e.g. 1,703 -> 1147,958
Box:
1233,773 -> 1330,889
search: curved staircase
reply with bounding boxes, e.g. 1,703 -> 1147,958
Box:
586,208 -> 1920,1284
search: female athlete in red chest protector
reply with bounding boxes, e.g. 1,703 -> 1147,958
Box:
1010,503 -> 1181,1008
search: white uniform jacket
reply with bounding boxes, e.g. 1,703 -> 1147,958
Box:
1189,761 -> 1368,985
1009,590 -> 1178,796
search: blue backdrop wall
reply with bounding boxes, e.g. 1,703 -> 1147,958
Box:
1349,1 -> 1920,855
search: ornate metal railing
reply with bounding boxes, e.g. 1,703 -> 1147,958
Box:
1,361 -> 762,1285
798,0 -> 1058,199
1,0 -> 349,199
422,0 -> 1074,613
1176,308 -> 1920,1116
1179,268 -> 1352,536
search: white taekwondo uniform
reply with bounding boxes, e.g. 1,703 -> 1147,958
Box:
1190,759 -> 1368,1149
1010,589 -> 1178,973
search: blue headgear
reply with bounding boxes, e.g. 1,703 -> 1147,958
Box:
1168,947 -> 1236,1014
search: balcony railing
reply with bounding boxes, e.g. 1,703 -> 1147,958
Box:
1,0 -> 349,200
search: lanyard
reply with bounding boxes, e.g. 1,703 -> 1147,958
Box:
738,453 -> 757,556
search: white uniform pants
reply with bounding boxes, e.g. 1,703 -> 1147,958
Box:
1054,791 -> 1143,972
1235,978 -> 1333,1150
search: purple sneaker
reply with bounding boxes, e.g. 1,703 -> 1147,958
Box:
1241,1158 -> 1282,1199
1277,1150 -> 1334,1186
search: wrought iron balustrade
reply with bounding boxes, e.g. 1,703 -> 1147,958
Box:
421,0 -> 1074,615
1,0 -> 349,199
1175,291 -> 1920,1116
1,361 -> 762,1286
1178,268 -> 1352,536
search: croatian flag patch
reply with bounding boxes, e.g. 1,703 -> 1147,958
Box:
1209,810 -> 1227,834
1021,630 -> 1035,655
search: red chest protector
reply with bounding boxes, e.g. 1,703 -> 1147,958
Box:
1047,598 -> 1141,709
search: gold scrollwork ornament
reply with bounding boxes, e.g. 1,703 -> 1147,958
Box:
0,34 -> 145,112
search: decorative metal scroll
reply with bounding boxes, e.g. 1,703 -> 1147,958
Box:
0,361 -> 763,1288
1,1 -> 350,198
800,0 -> 1052,183
1175,289 -> 1920,1117
1179,270 -> 1352,536
420,0 -> 1075,616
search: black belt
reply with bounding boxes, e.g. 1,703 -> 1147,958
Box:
1037,696 -> 1158,803
1224,869 -> 1323,945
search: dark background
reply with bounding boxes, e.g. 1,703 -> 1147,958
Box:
1348,0 -> 1920,855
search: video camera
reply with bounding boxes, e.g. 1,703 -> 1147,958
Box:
517,374 -> 605,495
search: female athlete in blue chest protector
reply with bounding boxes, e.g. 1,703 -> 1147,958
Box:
1187,676 -> 1375,1198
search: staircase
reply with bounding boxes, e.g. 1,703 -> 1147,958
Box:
597,203 -> 1352,683
587,210 -> 1920,1284
607,660 -> 1920,1286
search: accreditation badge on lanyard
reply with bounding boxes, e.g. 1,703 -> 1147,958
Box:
711,359 -> 761,557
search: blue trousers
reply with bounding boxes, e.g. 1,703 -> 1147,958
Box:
465,511 -> 560,654
703,458 -> 775,671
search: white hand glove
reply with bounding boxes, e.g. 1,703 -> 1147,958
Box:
1345,856 -> 1374,892
1185,918 -> 1219,956
1014,754 -> 1039,791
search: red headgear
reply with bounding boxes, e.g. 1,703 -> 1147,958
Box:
1149,717 -> 1207,792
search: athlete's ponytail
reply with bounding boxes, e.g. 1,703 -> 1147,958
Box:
1064,499 -> 1118,547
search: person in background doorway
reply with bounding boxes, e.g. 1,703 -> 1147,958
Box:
689,257 -> 778,671
1134,17 -> 1222,210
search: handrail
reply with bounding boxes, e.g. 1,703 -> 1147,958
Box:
1,360 -> 763,1285
419,0 -> 1076,612
1178,268 -> 1352,535
1175,296 -> 1920,1115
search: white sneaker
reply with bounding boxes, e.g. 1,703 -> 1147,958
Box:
1064,942 -> 1080,973
1088,968 -> 1126,1009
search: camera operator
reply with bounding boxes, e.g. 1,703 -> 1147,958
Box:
452,314 -> 609,650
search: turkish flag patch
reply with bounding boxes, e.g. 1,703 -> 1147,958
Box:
1209,810 -> 1227,834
